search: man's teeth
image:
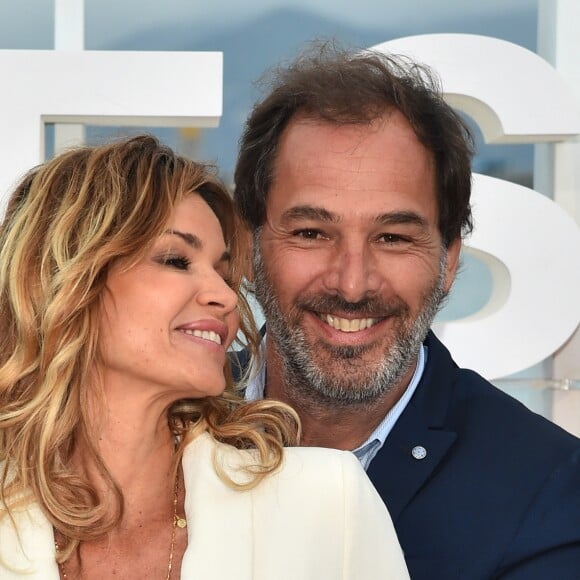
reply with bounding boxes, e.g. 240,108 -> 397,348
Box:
182,329 -> 222,345
323,314 -> 377,332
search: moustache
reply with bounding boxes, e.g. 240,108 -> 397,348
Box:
295,294 -> 408,318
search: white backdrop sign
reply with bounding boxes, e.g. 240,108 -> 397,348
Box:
0,50 -> 222,211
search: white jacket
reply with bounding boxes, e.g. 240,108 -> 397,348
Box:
0,433 -> 409,579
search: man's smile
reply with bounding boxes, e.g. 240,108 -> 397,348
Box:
317,313 -> 381,333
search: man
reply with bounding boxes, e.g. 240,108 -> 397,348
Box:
232,45 -> 580,579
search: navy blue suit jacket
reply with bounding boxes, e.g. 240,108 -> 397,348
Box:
232,331 -> 580,579
367,331 -> 579,579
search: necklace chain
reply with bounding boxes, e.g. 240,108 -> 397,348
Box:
55,473 -> 187,579
167,472 -> 186,580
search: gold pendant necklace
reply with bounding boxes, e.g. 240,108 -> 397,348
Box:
55,473 -> 187,579
167,472 -> 187,579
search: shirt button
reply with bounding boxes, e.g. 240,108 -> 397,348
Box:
411,445 -> 427,460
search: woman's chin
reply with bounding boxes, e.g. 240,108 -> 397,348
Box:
179,379 -> 227,400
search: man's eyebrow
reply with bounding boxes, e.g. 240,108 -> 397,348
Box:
164,229 -> 231,263
280,205 -> 340,223
376,211 -> 428,228
280,207 -> 428,228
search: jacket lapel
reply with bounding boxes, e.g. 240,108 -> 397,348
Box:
181,433 -> 255,580
368,332 -> 458,522
0,498 -> 59,579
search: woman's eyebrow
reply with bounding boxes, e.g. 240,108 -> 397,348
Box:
165,229 -> 202,249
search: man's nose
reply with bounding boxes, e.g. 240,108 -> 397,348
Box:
322,242 -> 381,303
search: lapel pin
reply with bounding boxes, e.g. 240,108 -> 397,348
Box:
411,445 -> 427,460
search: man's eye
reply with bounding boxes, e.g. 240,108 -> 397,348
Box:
160,255 -> 191,270
293,229 -> 324,240
379,233 -> 409,244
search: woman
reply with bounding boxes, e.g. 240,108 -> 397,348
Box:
0,135 -> 409,579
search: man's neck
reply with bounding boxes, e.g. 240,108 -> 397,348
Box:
264,351 -> 415,451
291,397 -> 396,450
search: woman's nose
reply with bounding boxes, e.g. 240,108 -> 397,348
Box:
197,271 -> 238,313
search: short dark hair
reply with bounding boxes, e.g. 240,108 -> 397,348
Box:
234,42 -> 474,247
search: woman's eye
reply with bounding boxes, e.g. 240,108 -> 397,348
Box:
222,276 -> 235,289
161,255 -> 191,270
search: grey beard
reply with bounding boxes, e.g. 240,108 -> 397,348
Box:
252,232 -> 448,409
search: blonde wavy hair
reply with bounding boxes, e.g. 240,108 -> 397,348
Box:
0,135 -> 299,557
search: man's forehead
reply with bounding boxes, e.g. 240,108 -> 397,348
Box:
275,111 -> 431,170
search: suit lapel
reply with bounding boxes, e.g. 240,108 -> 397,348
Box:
368,410 -> 457,522
368,331 -> 458,522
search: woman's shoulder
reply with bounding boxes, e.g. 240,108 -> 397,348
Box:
275,443 -> 367,488
181,433 -> 409,580
186,429 -> 359,462
0,484 -> 58,578
180,435 -> 409,579
183,431 -> 371,497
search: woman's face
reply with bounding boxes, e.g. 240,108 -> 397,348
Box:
99,194 -> 239,402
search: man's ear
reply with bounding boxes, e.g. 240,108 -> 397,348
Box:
443,237 -> 462,293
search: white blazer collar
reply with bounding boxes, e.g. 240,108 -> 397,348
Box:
0,499 -> 59,579
180,433 -> 255,580
0,434 -> 252,580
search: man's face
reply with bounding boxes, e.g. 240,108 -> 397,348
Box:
254,112 -> 460,407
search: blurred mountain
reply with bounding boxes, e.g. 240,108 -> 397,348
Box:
88,6 -> 536,184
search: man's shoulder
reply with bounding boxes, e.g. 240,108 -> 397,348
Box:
446,367 -> 577,450
423,331 -> 577,449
